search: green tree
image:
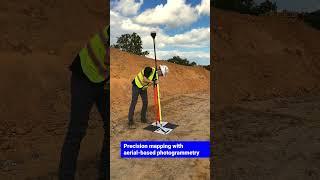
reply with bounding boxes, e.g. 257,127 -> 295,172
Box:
304,10 -> 320,30
190,61 -> 197,66
202,65 -> 211,71
112,32 -> 149,56
239,0 -> 255,13
214,0 -> 277,15
214,0 -> 242,11
258,0 -> 277,14
167,56 -> 197,66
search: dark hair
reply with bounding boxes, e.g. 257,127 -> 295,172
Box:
144,67 -> 153,77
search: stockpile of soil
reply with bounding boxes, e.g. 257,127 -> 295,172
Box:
212,9 -> 320,180
0,0 -> 108,55
213,9 -> 320,109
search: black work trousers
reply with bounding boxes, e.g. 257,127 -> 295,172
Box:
128,84 -> 148,123
59,73 -> 109,180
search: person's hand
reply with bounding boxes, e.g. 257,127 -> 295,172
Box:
143,76 -> 152,84
154,80 -> 159,84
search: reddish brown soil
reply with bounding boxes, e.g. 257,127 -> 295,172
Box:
212,9 -> 320,180
213,9 -> 320,109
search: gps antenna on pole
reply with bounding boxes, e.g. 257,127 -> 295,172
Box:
151,31 -> 157,68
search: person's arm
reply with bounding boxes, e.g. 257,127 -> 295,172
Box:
143,76 -> 152,83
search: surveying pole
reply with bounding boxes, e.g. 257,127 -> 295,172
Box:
150,31 -> 163,126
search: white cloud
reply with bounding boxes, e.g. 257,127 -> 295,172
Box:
134,0 -> 199,28
146,50 -> 210,65
111,11 -> 209,50
162,27 -> 210,47
110,10 -> 161,49
139,27 -> 210,50
196,0 -> 210,15
110,1 -> 210,65
113,0 -> 143,16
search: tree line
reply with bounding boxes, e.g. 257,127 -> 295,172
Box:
212,0 -> 320,30
304,10 -> 320,30
213,0 -> 277,15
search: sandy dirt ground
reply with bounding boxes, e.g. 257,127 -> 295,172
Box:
213,95 -> 320,180
212,9 -> 320,108
110,92 -> 210,180
211,8 -> 320,180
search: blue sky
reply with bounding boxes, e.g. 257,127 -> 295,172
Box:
110,0 -> 210,65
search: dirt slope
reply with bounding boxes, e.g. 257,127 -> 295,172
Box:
1,0 -> 108,54
212,9 -> 320,180
0,0 -> 108,179
213,9 -> 320,108
110,48 -> 210,122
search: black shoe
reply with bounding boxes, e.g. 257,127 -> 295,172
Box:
128,121 -> 136,129
141,119 -> 150,123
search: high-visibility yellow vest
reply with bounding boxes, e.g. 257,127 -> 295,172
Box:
79,25 -> 109,84
134,67 -> 157,90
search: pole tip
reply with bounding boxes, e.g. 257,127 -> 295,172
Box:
151,31 -> 156,38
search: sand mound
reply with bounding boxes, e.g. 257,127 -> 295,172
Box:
1,0 -> 108,55
212,9 -> 320,180
213,9 -> 320,108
